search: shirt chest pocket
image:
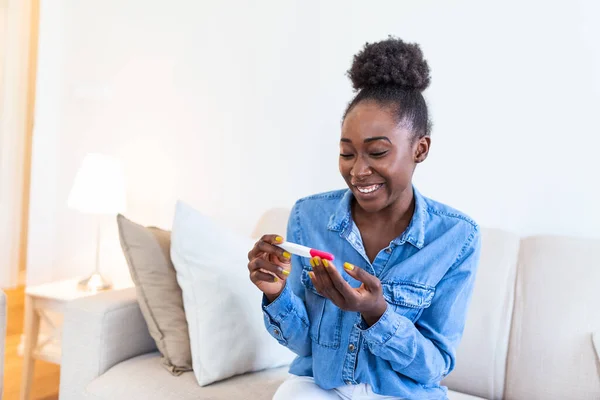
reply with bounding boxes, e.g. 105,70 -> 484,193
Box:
300,268 -> 343,349
381,282 -> 435,322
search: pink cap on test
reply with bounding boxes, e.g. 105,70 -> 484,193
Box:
309,249 -> 335,261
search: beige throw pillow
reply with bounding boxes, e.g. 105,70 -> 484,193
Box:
117,214 -> 192,375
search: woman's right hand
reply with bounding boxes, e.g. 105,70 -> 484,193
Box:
247,234 -> 292,302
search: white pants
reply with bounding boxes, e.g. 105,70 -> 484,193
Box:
273,375 -> 402,400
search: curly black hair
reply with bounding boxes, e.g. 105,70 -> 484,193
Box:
344,36 -> 432,139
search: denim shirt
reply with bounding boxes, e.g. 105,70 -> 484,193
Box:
262,187 -> 481,399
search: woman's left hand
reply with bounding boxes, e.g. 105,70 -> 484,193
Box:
309,257 -> 387,326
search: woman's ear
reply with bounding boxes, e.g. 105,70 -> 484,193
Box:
414,136 -> 430,163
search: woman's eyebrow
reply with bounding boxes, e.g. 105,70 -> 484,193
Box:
340,136 -> 392,143
364,136 -> 392,144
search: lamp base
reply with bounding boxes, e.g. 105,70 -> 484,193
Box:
78,272 -> 112,292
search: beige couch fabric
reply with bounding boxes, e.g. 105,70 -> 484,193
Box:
505,236 -> 600,399
442,228 -> 521,399
87,353 -> 289,400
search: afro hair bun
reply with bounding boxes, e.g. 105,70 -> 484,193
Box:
347,36 -> 431,92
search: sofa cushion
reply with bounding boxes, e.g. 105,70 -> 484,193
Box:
505,235 -> 600,399
447,391 -> 487,400
86,353 -> 483,400
442,227 -> 520,400
86,353 -> 289,400
117,214 -> 192,375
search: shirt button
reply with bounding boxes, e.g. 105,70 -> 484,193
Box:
345,380 -> 352,385
273,329 -> 280,336
348,344 -> 355,352
385,247 -> 392,254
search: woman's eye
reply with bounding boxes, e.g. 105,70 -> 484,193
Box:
339,154 -> 354,158
370,151 -> 388,158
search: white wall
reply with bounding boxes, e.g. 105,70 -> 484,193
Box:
27,0 -> 600,285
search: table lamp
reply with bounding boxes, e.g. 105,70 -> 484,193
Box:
67,153 -> 126,292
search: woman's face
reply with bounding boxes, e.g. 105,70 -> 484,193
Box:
339,101 -> 430,214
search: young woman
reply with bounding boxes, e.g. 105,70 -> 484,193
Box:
247,37 -> 481,400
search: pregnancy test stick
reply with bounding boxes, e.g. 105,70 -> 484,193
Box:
275,241 -> 335,261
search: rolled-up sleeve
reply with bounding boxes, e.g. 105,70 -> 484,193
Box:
262,202 -> 312,357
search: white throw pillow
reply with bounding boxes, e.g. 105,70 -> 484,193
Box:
170,201 -> 295,386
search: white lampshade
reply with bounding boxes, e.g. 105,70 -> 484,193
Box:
67,153 -> 126,214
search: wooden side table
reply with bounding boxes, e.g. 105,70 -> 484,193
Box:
19,278 -> 130,400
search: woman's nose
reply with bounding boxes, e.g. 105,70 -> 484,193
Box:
350,157 -> 372,177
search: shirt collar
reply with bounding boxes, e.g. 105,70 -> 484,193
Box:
327,186 -> 426,249
327,189 -> 353,233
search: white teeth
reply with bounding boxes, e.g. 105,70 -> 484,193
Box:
356,184 -> 382,194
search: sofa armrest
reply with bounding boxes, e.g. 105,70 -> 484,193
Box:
59,287 -> 157,400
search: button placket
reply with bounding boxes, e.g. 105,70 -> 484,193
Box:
341,320 -> 362,386
344,222 -> 375,273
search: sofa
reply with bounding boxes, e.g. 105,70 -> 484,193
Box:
1,289 -> 6,398
58,208 -> 600,399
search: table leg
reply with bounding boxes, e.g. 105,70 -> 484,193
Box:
20,295 -> 40,400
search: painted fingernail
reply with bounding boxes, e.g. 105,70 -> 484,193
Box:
313,257 -> 321,266
309,272 -> 315,280
283,251 -> 291,260
309,258 -> 315,267
322,259 -> 329,268
343,262 -> 355,271
274,276 -> 279,282
282,269 -> 290,276
275,236 -> 283,243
